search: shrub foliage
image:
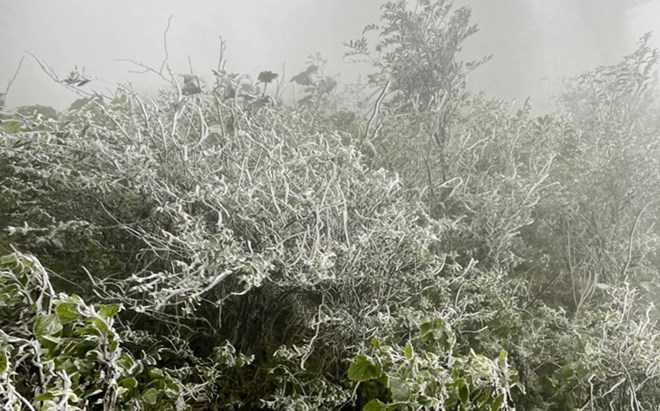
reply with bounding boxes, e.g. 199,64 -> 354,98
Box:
1,1 -> 660,409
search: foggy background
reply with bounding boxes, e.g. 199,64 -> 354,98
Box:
1,0 -> 659,112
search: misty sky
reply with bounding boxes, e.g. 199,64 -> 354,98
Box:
1,0 -> 659,111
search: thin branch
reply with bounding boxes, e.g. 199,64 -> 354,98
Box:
115,58 -> 170,82
274,62 -> 286,99
620,199 -> 656,280
217,36 -> 227,73
25,51 -> 102,100
159,15 -> 174,76
116,15 -> 176,84
363,80 -> 390,144
25,51 -> 61,82
523,270 -> 562,312
3,56 -> 25,102
187,56 -> 195,75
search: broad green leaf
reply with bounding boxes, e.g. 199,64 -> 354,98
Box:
91,317 -> 110,336
55,302 -> 80,324
151,379 -> 166,389
117,353 -> 136,372
120,377 -> 138,389
142,388 -> 159,405
363,399 -> 386,411
164,380 -> 181,398
389,377 -> 411,402
34,314 -> 62,337
99,304 -> 121,318
348,354 -> 381,381
148,367 -> 165,380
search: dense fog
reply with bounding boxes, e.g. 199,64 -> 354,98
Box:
2,0 -> 659,110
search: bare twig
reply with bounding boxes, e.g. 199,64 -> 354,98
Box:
3,56 -> 25,104
300,294 -> 325,370
159,15 -> 174,76
25,51 -> 104,100
115,15 -> 176,85
620,199 -> 656,280
274,62 -> 286,99
217,36 -> 227,73
363,80 -> 390,144
187,56 -> 195,75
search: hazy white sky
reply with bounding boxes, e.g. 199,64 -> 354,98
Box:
1,0 -> 659,110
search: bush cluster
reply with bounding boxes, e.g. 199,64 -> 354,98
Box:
1,1 -> 659,409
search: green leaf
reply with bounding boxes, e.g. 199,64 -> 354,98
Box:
363,399 -> 386,411
459,384 -> 469,404
108,336 -> 119,352
120,377 -> 138,389
556,363 -> 577,380
389,377 -> 411,401
0,254 -> 18,267
164,380 -> 181,398
419,317 -> 446,342
55,302 -> 80,324
0,351 -> 7,374
404,342 -> 414,360
142,388 -> 159,405
99,304 -> 121,318
148,367 -> 165,380
348,354 -> 381,381
34,314 -> 62,337
91,317 -> 110,336
33,391 -> 54,402
491,394 -> 505,410
117,353 -> 136,372
76,324 -> 102,338
41,335 -> 63,346
497,350 -> 509,368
